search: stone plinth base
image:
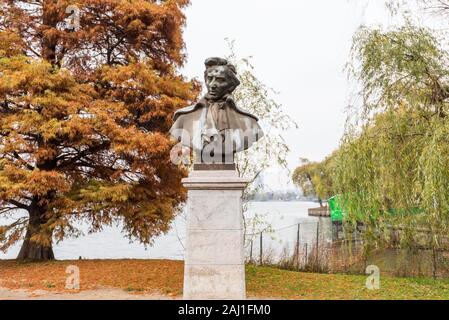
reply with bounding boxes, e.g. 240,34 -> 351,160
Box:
182,169 -> 249,300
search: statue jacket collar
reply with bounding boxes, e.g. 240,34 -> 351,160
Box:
173,94 -> 259,123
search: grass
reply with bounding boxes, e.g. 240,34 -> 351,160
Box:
1,259 -> 449,299
246,265 -> 449,300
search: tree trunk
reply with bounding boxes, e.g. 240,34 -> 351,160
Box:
17,1 -> 59,262
432,246 -> 437,280
318,198 -> 323,207
17,229 -> 55,261
17,204 -> 55,261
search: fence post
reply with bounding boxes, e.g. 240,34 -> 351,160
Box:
296,224 -> 300,268
432,247 -> 437,280
305,243 -> 308,266
315,221 -> 320,266
250,240 -> 253,263
259,232 -> 263,266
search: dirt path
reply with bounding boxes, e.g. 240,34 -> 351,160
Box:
0,287 -> 179,300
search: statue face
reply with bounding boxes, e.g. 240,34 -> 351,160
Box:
205,66 -> 234,101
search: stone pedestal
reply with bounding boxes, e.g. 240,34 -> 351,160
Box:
182,169 -> 249,300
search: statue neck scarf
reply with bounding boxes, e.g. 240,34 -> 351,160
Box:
202,98 -> 231,144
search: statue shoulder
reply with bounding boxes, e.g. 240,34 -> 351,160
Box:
173,99 -> 207,122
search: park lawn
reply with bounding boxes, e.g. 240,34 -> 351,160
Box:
246,265 -> 449,300
1,259 -> 449,300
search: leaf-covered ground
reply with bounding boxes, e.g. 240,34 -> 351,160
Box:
1,260 -> 449,300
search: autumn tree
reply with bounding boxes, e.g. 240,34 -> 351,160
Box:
0,0 -> 199,260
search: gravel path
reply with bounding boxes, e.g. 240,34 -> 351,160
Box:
0,287 -> 179,300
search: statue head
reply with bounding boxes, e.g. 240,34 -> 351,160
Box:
204,57 -> 241,101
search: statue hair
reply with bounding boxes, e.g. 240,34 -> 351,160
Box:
204,57 -> 241,91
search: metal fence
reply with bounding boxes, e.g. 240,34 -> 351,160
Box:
244,219 -> 449,278
244,219 -> 342,269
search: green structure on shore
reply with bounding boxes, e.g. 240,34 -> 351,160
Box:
329,196 -> 343,223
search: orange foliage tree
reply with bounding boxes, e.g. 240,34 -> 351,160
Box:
0,0 -> 199,260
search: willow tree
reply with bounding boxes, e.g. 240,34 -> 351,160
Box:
334,23 -> 449,261
0,0 -> 198,260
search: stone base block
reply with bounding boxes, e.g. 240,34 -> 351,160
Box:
182,170 -> 249,300
183,264 -> 245,300
185,230 -> 244,265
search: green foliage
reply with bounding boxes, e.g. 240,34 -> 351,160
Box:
347,24 -> 448,118
334,22 -> 449,252
292,155 -> 336,205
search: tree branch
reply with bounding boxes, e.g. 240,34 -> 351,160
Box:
11,151 -> 35,170
7,200 -> 30,211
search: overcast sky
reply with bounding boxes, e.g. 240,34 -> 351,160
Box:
180,0 -> 403,191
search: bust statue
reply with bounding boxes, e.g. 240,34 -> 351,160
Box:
170,57 -> 264,165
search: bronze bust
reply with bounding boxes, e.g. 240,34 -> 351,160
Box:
170,57 -> 264,165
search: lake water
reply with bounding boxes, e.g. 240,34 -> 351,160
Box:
0,201 -> 332,261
